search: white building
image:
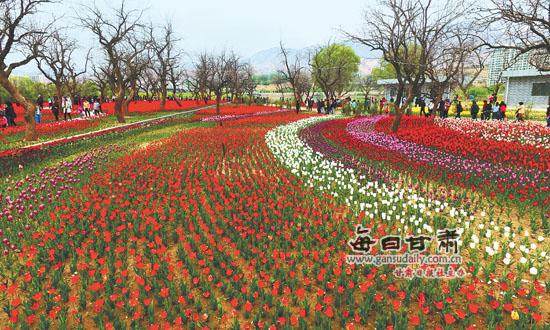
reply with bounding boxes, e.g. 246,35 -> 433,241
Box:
503,70 -> 549,110
488,49 -> 549,110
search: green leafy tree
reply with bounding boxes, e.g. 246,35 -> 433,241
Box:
370,60 -> 396,81
311,44 -> 360,100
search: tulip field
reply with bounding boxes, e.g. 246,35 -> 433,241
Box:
1,100 -> 216,152
0,105 -> 548,329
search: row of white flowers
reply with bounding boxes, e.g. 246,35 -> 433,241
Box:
265,116 -> 471,228
266,116 -> 549,277
434,117 -> 550,148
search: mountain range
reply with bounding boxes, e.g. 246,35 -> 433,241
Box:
244,41 -> 381,75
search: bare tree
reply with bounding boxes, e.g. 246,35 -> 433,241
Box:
80,1 -> 144,123
90,63 -> 111,102
148,22 -> 181,110
227,61 -> 248,103
453,36 -> 488,98
242,64 -> 257,105
279,42 -> 312,112
35,31 -> 72,112
484,0 -> 550,71
169,65 -> 185,105
425,27 -> 475,113
64,49 -> 90,102
197,51 -> 239,115
122,36 -> 149,115
357,75 -> 375,103
346,0 -> 462,131
188,53 -> 211,103
0,0 -> 54,140
138,68 -> 159,100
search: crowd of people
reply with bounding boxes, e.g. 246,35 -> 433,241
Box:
0,95 -> 104,128
300,94 -> 549,127
409,94 -> 536,122
2,92 -> 549,128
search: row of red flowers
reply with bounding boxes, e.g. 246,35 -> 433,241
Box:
0,108 -> 544,329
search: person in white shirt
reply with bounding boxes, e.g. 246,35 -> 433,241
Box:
63,96 -> 72,120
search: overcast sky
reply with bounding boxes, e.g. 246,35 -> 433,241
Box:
45,0 -> 369,56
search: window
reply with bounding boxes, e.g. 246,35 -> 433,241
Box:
532,83 -> 550,96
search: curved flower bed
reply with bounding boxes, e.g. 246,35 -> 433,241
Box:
375,116 -> 549,172
0,145 -> 124,253
266,116 -> 472,225
201,109 -> 291,122
0,110 -> 546,329
267,116 -> 548,327
434,117 -> 550,148
347,116 -> 548,205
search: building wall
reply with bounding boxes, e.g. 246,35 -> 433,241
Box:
506,75 -> 550,109
487,49 -> 532,86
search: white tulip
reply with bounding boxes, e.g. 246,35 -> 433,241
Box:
520,257 -> 527,264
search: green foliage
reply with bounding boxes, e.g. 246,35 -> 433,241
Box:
370,60 -> 397,81
312,44 -> 360,98
0,76 -> 55,102
254,73 -> 280,86
79,80 -> 100,96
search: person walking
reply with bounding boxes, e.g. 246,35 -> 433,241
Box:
515,102 -> 525,121
316,99 -> 322,114
4,101 -> 16,126
455,101 -> 463,118
546,103 -> 550,127
482,101 -> 491,120
499,101 -> 507,120
443,99 -> 451,118
63,96 -> 72,120
0,108 -> 6,128
379,97 -> 386,114
51,102 -> 59,121
351,99 -> 358,114
93,99 -> 101,116
35,104 -> 42,124
436,100 -> 443,118
470,101 -> 479,119
492,101 -> 500,120
419,97 -> 427,117
426,99 -> 433,117
36,94 -> 44,112
83,98 -> 91,117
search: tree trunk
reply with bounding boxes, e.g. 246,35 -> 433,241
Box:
160,86 -> 167,111
431,85 -> 445,114
124,82 -> 137,116
172,84 -> 181,106
391,87 -> 413,132
216,94 -> 221,115
56,85 -> 63,108
114,84 -> 126,123
99,87 -> 105,103
0,73 -> 37,140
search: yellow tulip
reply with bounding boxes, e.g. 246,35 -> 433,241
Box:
511,310 -> 519,320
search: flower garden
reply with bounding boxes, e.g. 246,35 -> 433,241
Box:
0,105 -> 548,329
1,100 -> 217,152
